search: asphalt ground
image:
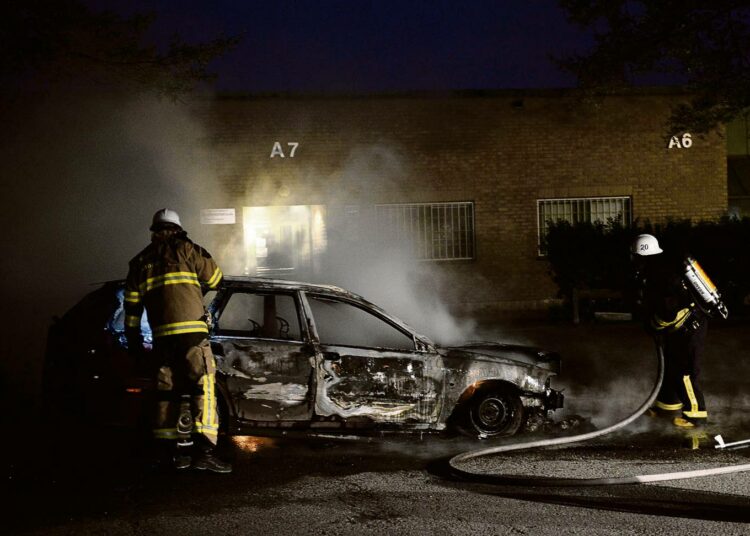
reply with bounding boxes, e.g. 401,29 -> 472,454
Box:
4,319 -> 750,534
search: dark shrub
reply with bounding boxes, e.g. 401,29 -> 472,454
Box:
543,217 -> 750,317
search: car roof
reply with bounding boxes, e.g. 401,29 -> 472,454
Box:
221,276 -> 354,297
104,276 -> 427,342
106,276 -> 366,302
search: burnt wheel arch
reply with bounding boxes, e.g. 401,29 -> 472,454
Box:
457,382 -> 524,439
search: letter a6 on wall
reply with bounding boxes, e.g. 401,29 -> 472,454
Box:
668,133 -> 693,149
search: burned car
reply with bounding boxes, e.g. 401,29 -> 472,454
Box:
45,277 -> 563,438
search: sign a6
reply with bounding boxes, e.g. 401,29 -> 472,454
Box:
668,133 -> 692,149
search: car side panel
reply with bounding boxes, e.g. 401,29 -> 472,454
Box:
314,345 -> 443,426
213,338 -> 315,422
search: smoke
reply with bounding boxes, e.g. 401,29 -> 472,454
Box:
1,92 -> 485,423
0,92 -> 221,413
313,145 -> 477,344
6,88 -> 745,442
315,226 -> 478,346
209,139 -> 481,346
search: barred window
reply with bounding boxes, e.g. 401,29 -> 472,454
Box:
376,202 -> 475,261
537,196 -> 631,252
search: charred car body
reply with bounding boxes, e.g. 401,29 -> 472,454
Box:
45,277 -> 563,438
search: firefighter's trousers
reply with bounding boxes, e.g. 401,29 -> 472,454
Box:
152,332 -> 219,446
655,320 -> 708,422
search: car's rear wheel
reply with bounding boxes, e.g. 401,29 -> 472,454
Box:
464,384 -> 524,438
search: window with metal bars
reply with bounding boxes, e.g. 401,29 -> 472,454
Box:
537,196 -> 631,252
375,202 -> 475,260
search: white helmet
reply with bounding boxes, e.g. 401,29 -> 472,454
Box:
632,234 -> 662,256
150,208 -> 182,231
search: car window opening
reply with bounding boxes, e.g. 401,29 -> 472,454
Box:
308,294 -> 415,352
217,291 -> 301,341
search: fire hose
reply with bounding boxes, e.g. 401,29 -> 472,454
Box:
447,344 -> 750,486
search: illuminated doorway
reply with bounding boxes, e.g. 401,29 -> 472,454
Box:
242,205 -> 327,277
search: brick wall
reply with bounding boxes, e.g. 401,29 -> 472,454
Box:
193,89 -> 727,311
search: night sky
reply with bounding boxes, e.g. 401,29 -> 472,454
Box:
88,0 -> 592,93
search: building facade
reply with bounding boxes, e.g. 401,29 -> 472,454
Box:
727,112 -> 750,217
195,89 -> 727,312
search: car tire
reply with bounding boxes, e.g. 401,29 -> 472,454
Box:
465,384 -> 524,438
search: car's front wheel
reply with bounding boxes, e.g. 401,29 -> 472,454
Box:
464,384 -> 524,438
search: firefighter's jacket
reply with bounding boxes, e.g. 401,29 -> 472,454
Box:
637,255 -> 702,335
125,230 -> 222,346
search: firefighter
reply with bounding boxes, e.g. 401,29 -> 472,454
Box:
125,208 -> 231,472
632,234 -> 720,429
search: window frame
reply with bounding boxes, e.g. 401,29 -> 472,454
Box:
213,288 -> 306,343
304,292 -> 418,352
536,196 -> 632,255
375,201 -> 476,261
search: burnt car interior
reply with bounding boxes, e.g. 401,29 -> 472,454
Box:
216,291 -> 300,341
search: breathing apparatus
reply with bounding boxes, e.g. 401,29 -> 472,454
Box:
682,256 -> 729,320
633,234 -> 728,322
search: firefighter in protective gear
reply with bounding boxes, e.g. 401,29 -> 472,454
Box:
125,209 -> 231,472
633,234 -> 721,429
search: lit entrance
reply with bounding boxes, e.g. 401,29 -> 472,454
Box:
242,205 -> 327,277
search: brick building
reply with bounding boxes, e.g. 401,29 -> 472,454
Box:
195,89 -> 727,312
727,112 -> 750,216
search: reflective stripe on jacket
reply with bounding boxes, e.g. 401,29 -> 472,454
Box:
125,230 -> 222,340
650,307 -> 692,332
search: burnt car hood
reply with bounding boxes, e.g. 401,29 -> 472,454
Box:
438,342 -> 561,374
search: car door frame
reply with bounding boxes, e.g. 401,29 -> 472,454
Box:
208,284 -> 317,426
298,290 -> 445,427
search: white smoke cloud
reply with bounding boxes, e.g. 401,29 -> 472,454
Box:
0,93 -> 221,407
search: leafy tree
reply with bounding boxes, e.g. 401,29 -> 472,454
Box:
557,1 -> 750,134
0,0 -> 239,97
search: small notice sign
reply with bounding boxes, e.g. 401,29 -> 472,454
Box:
201,208 -> 236,225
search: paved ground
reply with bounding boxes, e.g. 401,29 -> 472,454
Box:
4,320 -> 750,534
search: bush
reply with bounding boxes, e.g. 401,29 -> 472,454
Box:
543,217 -> 750,316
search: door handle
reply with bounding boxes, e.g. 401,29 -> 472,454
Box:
322,351 -> 340,361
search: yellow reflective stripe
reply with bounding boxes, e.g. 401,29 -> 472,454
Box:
194,372 -> 218,437
656,400 -> 683,411
153,428 -> 178,439
139,272 -> 200,293
683,375 -> 699,414
143,271 -> 198,286
207,267 -> 222,289
124,291 -> 141,304
651,316 -> 671,330
200,372 -> 218,430
152,321 -> 208,338
211,374 -> 217,426
202,373 -> 209,432
140,277 -> 200,294
651,308 -> 691,330
125,314 -> 141,328
684,410 -> 708,419
673,308 -> 692,330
